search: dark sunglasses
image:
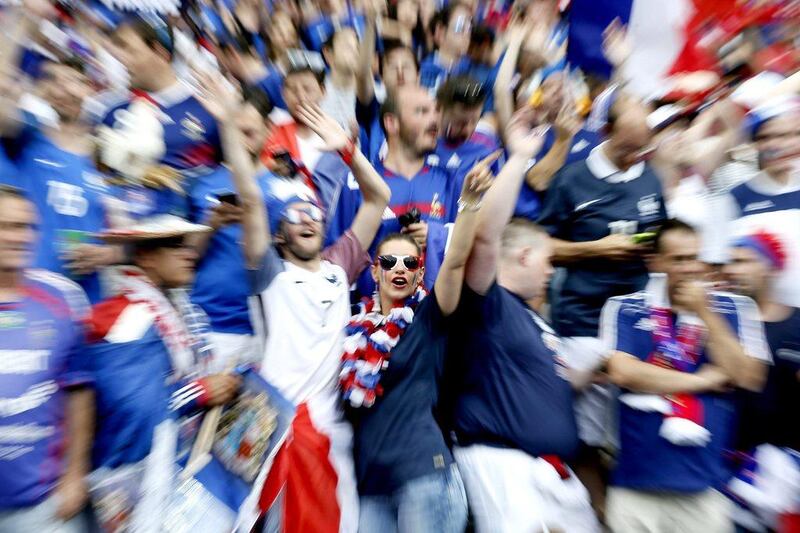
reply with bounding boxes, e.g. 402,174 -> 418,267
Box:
376,254 -> 421,271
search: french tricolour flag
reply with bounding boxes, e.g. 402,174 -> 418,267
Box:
567,0 -> 741,98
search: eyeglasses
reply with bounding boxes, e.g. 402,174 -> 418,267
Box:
376,254 -> 421,271
282,205 -> 324,224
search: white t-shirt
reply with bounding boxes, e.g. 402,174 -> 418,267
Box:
249,232 -> 369,425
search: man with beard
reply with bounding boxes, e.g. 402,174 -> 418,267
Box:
433,76 -> 502,184
11,59 -> 120,303
336,85 -> 475,294
717,96 -> 800,307
209,62 -> 390,529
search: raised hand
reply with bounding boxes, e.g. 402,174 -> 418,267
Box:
461,150 -> 501,205
602,18 -> 632,68
297,103 -> 352,151
554,101 -> 582,139
504,108 -> 548,159
193,68 -> 241,123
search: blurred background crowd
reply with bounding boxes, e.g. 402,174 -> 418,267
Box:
0,0 -> 799,531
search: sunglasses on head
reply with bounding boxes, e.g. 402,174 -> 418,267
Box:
282,205 -> 324,224
377,254 -> 421,271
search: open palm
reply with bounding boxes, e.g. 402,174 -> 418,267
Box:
297,104 -> 351,151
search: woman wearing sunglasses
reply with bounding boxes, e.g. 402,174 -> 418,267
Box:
340,150 -> 499,532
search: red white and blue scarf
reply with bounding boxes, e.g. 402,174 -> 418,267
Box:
340,288 -> 426,408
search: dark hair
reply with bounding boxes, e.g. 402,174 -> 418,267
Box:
375,232 -> 422,256
379,94 -> 400,135
431,2 -> 469,35
39,56 -> 87,78
653,219 -> 696,254
118,16 -> 175,57
284,65 -> 325,86
379,39 -> 419,74
436,75 -> 486,109
0,184 -> 28,202
241,85 -> 274,119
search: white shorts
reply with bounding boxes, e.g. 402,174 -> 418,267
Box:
453,444 -> 599,533
607,487 -> 733,533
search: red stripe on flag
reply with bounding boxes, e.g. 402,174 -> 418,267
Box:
258,403 -> 340,533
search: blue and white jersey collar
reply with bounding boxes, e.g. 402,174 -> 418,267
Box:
748,169 -> 800,196
586,142 -> 645,184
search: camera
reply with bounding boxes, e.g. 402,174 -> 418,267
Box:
271,150 -> 300,178
398,207 -> 421,228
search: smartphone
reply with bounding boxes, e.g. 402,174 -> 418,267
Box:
216,192 -> 240,206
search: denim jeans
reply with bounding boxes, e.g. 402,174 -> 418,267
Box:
358,464 -> 468,533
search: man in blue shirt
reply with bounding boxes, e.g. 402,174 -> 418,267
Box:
433,75 -> 502,183
723,231 -> 800,531
449,110 -> 599,533
0,186 -> 93,532
188,86 -> 314,371
102,17 -> 223,178
419,3 -> 472,92
600,220 -> 770,532
537,96 -> 667,459
335,85 -> 466,294
356,39 -> 420,163
13,59 -> 120,303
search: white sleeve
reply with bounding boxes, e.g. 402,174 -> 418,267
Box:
731,294 -> 772,363
701,192 -> 739,264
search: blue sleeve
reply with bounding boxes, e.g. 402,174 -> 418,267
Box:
324,172 -> 362,247
248,246 -> 285,294
536,169 -> 573,239
63,323 -> 92,389
423,221 -> 451,289
599,299 -> 642,360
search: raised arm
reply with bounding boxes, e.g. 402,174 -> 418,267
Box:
357,0 -> 383,104
493,24 -> 525,140
434,151 -> 499,315
526,104 -> 580,192
195,71 -> 269,268
466,110 -> 546,294
296,104 -> 391,250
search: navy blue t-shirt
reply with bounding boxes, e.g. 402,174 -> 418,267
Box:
736,307 -> 800,451
349,292 -> 454,495
537,159 -> 667,337
451,283 -> 579,459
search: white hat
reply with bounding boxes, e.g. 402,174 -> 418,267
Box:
96,214 -> 211,244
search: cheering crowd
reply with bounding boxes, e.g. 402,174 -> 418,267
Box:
0,0 -> 799,531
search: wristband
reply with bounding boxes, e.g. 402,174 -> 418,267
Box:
338,139 -> 357,167
457,197 -> 482,213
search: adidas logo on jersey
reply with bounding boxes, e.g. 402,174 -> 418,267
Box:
743,200 -> 775,212
382,207 -> 397,220
447,154 -> 462,168
634,317 -> 655,331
